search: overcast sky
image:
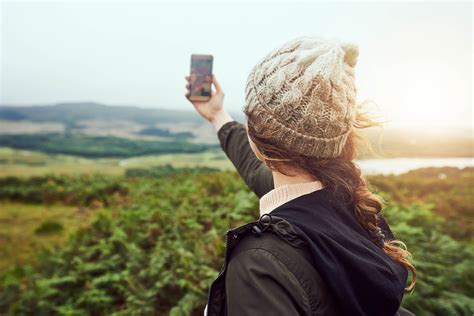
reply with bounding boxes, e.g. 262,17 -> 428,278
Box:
1,1 -> 472,130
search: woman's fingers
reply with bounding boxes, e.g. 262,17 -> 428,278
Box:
212,75 -> 223,95
184,76 -> 190,99
185,74 -> 221,102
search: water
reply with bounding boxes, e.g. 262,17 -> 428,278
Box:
355,157 -> 474,175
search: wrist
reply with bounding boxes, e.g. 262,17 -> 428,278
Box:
211,110 -> 234,131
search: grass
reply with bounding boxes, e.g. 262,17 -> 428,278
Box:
0,202 -> 105,274
119,150 -> 232,170
0,147 -> 234,177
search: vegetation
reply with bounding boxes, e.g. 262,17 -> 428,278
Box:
0,147 -> 232,178
0,203 -> 102,274
125,165 -> 219,178
138,127 -> 194,139
370,167 -> 474,240
0,134 -> 217,158
0,174 -> 129,206
0,103 -> 207,126
1,103 -> 472,158
0,167 -> 472,315
34,220 -> 64,235
383,202 -> 474,315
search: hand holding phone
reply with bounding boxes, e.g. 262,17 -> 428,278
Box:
185,55 -> 232,129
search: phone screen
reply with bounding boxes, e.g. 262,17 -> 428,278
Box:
190,55 -> 213,99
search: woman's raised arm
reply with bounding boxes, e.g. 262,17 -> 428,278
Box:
217,121 -> 274,198
185,74 -> 274,198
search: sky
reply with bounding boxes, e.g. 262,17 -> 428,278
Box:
1,1 -> 472,131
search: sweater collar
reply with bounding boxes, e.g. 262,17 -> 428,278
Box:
259,180 -> 324,217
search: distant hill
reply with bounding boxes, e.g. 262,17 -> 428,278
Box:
0,102 -> 206,126
359,127 -> 473,158
0,102 -> 241,144
0,102 -> 472,158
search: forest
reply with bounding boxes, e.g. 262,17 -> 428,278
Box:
0,166 -> 472,315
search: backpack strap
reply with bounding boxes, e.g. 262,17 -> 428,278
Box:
230,217 -> 342,315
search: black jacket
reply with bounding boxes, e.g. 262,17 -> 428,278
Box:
204,121 -> 413,316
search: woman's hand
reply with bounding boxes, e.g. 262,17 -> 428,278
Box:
185,74 -> 233,131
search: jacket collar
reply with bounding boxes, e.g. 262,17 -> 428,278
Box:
259,180 -> 324,216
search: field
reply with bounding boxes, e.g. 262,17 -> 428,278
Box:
0,162 -> 473,315
0,203 -> 104,272
0,147 -> 233,177
0,104 -> 473,315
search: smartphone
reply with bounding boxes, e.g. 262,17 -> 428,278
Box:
189,54 -> 213,101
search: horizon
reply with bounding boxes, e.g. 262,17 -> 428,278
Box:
1,101 -> 473,136
1,1 -> 472,131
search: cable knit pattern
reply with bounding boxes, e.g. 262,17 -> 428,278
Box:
259,180 -> 324,216
243,36 -> 359,158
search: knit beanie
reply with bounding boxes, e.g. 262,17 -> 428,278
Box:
243,36 -> 359,158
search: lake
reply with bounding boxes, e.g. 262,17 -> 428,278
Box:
355,157 -> 474,175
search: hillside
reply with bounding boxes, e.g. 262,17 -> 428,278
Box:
0,102 -> 205,125
0,103 -> 472,158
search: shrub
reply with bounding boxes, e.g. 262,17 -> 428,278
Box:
34,221 -> 64,235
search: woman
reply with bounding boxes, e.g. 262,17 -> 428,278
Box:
185,36 -> 416,316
